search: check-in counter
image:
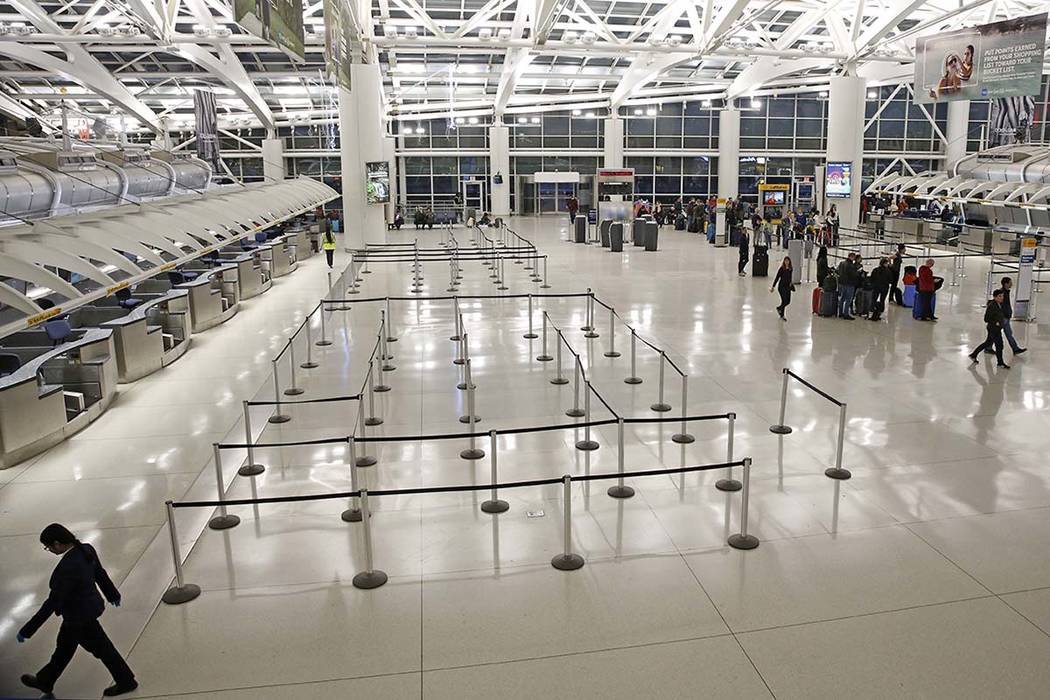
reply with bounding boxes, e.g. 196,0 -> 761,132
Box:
68,288 -> 191,382
0,328 -> 117,468
217,249 -> 272,300
285,225 -> 314,258
882,216 -> 922,244
259,236 -> 298,278
176,263 -> 240,332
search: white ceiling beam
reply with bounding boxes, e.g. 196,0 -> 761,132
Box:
853,0 -> 929,56
700,0 -> 751,49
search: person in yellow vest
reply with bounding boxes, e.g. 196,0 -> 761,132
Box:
322,226 -> 337,269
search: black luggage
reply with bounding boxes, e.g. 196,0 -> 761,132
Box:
687,218 -> 701,234
752,245 -> 769,277
854,289 -> 874,317
610,222 -> 624,252
574,215 -> 587,243
643,222 -> 659,251
818,290 -> 838,317
675,215 -> 687,231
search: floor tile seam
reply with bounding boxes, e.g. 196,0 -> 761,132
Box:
0,522 -> 168,541
994,596 -> 1050,641
8,467 -> 211,485
126,669 -> 425,699
898,502 -> 1050,528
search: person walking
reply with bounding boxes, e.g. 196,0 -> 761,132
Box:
770,256 -> 794,320
321,225 -> 337,269
917,258 -> 937,321
990,277 -> 1027,357
868,257 -> 893,321
969,289 -> 1010,368
566,194 -> 579,225
17,524 -> 137,697
737,226 -> 750,276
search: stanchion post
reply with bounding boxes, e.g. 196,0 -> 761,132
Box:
607,418 -> 635,499
284,342 -> 304,396
240,401 -> 264,476
374,348 -> 392,392
351,489 -> 388,589
450,297 -> 462,341
715,413 -> 742,491
458,345 -> 480,424
208,444 -> 240,530
365,363 -> 384,426
537,313 -> 553,361
541,257 -> 551,288
161,502 -> 201,605
480,431 -> 509,513
584,293 -> 598,338
575,382 -> 599,451
551,475 -> 584,570
769,368 -> 793,434
566,356 -> 585,417
671,375 -> 695,443
268,359 -> 291,423
317,301 -> 332,346
454,329 -> 468,367
651,351 -> 671,412
301,312 -> 318,369
581,288 -> 594,331
603,307 -> 620,357
460,359 -> 485,459
341,437 -> 364,522
523,294 -> 538,339
625,329 -> 642,384
825,403 -> 852,480
355,403 -> 378,468
385,297 -> 397,342
728,458 -> 760,550
551,331 -> 568,385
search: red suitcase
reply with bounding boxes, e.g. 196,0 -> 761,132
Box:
812,287 -> 822,314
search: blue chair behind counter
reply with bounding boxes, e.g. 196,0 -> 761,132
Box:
255,232 -> 268,244
44,319 -> 72,346
115,287 -> 143,309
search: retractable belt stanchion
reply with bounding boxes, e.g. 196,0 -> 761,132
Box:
480,431 -> 510,514
301,308 -> 319,369
355,403 -> 378,467
458,341 -> 480,424
317,302 -> 332,346
523,294 -> 538,339
825,404 -> 852,480
351,490 -> 388,589
607,418 -> 634,499
715,413 -> 741,491
651,351 -> 672,412
584,292 -> 598,338
671,375 -> 695,444
341,437 -> 364,522
580,288 -> 594,332
551,475 -> 584,571
769,368 -> 793,434
575,382 -> 600,451
208,444 -> 240,530
450,297 -> 462,341
268,359 -> 291,423
727,458 -> 759,550
365,362 -> 383,426
541,257 -> 551,288
625,329 -> 642,384
566,356 -> 585,417
603,307 -> 620,357
240,401 -> 265,476
447,258 -> 458,292
537,312 -> 553,361
385,298 -> 397,342
460,359 -> 485,460
454,328 -> 468,366
161,502 -> 201,605
551,330 -> 569,385
380,312 -> 396,370
284,340 -> 304,396
497,257 -> 508,291
374,346 -> 392,392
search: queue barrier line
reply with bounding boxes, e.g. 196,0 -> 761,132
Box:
769,368 -> 852,481
246,394 -> 361,407
322,291 -> 587,304
160,456 -> 758,601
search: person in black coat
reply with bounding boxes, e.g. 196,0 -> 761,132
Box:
868,257 -> 893,321
889,244 -> 906,305
770,256 -> 794,320
968,290 -> 1010,368
17,524 -> 137,697
737,227 -> 750,276
816,246 -> 830,287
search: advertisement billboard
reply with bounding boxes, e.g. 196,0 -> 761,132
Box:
366,161 -> 390,204
914,12 -> 1046,103
323,0 -> 354,91
234,0 -> 305,62
825,162 -> 852,198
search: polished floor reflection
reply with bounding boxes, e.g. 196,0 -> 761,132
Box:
2,218 -> 1050,699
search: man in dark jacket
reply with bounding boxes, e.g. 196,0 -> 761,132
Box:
868,257 -> 893,321
969,289 -> 1010,368
836,253 -> 858,319
737,226 -> 750,276
992,277 -> 1027,356
889,244 -> 905,305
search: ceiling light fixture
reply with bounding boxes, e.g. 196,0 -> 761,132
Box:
581,31 -> 596,45
530,116 -> 540,124
468,116 -> 479,124
645,108 -> 657,116
517,116 -> 527,124
750,99 -> 761,109
572,109 -> 582,116
563,30 -> 578,44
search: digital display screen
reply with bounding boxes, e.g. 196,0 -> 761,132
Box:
762,190 -> 786,206
826,162 -> 853,198
365,161 -> 390,204
797,182 -> 814,201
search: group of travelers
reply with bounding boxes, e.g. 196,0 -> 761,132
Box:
413,206 -> 437,229
815,244 -> 934,323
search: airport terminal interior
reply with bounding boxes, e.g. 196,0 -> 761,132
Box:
1,0 -> 1050,698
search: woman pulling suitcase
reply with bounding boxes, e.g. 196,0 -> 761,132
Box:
770,256 -> 795,320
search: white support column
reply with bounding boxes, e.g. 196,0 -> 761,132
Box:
489,122 -> 511,216
945,100 -> 970,176
825,75 -> 866,229
716,108 -> 740,246
382,136 -> 397,221
262,132 -> 286,183
603,116 -> 624,169
338,64 -> 388,249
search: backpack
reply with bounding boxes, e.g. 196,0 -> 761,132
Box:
822,271 -> 838,292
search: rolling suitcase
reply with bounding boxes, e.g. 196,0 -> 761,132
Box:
818,290 -> 838,317
912,293 -> 936,319
687,218 -> 700,234
854,289 -> 873,317
812,287 -> 822,314
675,215 -> 687,231
751,246 -> 769,277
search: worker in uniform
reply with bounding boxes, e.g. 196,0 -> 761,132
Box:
322,224 -> 337,269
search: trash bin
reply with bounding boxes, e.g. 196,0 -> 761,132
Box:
600,219 -> 612,248
644,222 -> 659,251
610,222 -> 624,252
632,219 -> 646,247
574,215 -> 587,243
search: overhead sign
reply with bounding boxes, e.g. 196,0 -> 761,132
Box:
915,12 -> 1047,103
323,0 -> 355,91
825,162 -> 852,198
234,0 -> 305,62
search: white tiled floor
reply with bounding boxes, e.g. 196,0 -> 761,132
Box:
3,218 -> 1050,699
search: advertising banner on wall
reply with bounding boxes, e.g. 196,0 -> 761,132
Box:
989,95 -> 1039,145
234,0 -> 305,62
366,161 -> 390,204
914,12 -> 1047,103
192,89 -> 222,173
323,0 -> 354,91
825,162 -> 852,198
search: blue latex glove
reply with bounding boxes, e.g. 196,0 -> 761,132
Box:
16,633 -> 26,643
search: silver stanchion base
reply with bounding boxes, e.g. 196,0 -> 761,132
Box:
411,289 -> 424,294
238,464 -> 265,477
825,467 -> 852,480
365,417 -> 384,426
348,288 -> 361,295
460,448 -> 486,460
550,377 -> 569,385
715,479 -> 742,492
300,361 -> 319,369
607,485 -> 635,499
531,276 -> 543,282
481,499 -> 510,514
268,414 -> 291,424
355,455 -> 378,468
624,377 -> 643,385
453,358 -> 466,366
382,363 -> 396,372
362,269 -> 373,274
353,570 -> 389,590
541,284 -> 552,289
387,336 -> 398,343
498,285 -> 508,291
584,332 -> 599,339
374,384 -> 391,392
523,333 -> 538,339
284,387 -> 305,396
650,403 -> 672,412
604,351 -> 621,358
580,325 -> 593,332
551,553 -> 585,571
536,354 -> 554,362
458,415 -> 481,424
209,514 -> 240,530
728,534 -> 760,550
565,408 -> 585,418
671,433 -> 695,444
769,425 -> 793,435
575,439 -> 599,451
162,583 -> 201,605
340,508 -> 366,522
447,287 -> 459,292
450,334 -> 462,341
316,340 -> 333,347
